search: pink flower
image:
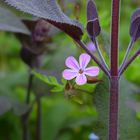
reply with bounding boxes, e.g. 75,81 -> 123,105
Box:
62,53 -> 100,85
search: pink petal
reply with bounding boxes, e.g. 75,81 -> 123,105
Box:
84,66 -> 100,76
65,56 -> 79,70
79,53 -> 91,69
62,69 -> 77,80
75,74 -> 87,85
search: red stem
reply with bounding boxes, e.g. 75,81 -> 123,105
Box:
109,0 -> 120,140
109,77 -> 119,140
110,0 -> 120,76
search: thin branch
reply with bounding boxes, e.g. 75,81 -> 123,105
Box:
36,96 -> 42,140
22,71 -> 34,140
119,49 -> 140,76
75,39 -> 110,77
119,38 -> 134,74
92,37 -> 109,73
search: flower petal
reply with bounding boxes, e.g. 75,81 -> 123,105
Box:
84,66 -> 100,76
62,69 -> 77,80
79,53 -> 91,69
75,74 -> 87,85
65,56 -> 79,70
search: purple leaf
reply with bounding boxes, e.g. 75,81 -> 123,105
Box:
4,0 -> 84,39
130,8 -> 140,41
86,0 -> 101,38
0,7 -> 30,34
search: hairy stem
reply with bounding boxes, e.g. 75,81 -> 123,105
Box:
109,77 -> 119,140
119,49 -> 140,76
119,38 -> 134,74
76,40 -> 110,77
22,71 -> 34,140
109,0 -> 120,139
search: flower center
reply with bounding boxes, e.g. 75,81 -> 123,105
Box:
79,69 -> 84,74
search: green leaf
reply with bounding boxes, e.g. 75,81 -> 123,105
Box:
93,76 -> 140,140
33,71 -> 66,93
42,100 -> 72,140
4,0 -> 84,39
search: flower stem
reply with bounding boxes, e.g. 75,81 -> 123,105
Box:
119,38 -> 134,72
109,76 -> 119,140
36,97 -> 42,140
22,71 -> 34,140
119,49 -> 140,76
92,37 -> 109,73
109,0 -> 120,139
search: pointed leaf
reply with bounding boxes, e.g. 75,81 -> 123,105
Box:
0,7 -> 30,34
86,0 -> 101,38
130,8 -> 140,41
4,0 -> 84,39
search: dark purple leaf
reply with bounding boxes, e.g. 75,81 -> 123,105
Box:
0,7 -> 30,34
130,8 -> 140,41
4,0 -> 84,39
86,0 -> 101,38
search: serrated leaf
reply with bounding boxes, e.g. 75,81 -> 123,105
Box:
4,0 -> 84,39
130,8 -> 140,41
0,7 -> 30,34
33,71 -> 66,93
93,76 -> 140,140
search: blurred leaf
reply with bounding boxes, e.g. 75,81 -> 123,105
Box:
0,96 -> 29,116
5,0 -> 84,39
12,101 -> 29,116
93,76 -> 140,140
0,7 -> 30,34
0,96 -> 12,115
42,100 -> 72,140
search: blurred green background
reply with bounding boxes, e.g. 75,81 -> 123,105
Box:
0,0 -> 140,140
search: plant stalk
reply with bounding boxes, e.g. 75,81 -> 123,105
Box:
109,0 -> 120,140
22,71 -> 34,140
36,97 -> 42,140
109,76 -> 119,140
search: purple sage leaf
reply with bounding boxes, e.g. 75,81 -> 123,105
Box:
86,0 -> 101,38
0,7 -> 30,34
4,0 -> 84,39
130,8 -> 140,41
